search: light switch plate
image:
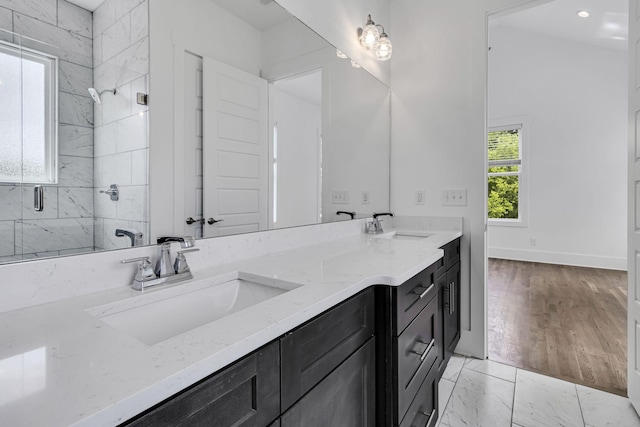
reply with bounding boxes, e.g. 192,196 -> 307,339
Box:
361,191 -> 370,204
415,190 -> 425,205
442,189 -> 467,206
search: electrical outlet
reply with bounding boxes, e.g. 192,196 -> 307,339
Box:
361,190 -> 370,204
530,238 -> 537,246
332,190 -> 349,204
415,190 -> 425,205
442,189 -> 467,206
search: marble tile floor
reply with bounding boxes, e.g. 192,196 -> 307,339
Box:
437,355 -> 640,427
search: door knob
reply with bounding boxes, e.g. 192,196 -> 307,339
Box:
186,217 -> 204,225
207,218 -> 224,225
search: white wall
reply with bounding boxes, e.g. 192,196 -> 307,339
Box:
276,0 -> 391,85
271,85 -> 321,228
390,0 -> 527,358
487,26 -> 627,270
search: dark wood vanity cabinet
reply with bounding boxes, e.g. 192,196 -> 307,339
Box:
121,340 -> 280,427
437,238 -> 461,378
121,238 -> 462,427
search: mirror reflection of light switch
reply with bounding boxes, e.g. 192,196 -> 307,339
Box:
362,191 -> 370,204
332,190 -> 349,204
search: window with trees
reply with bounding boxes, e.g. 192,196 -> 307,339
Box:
488,125 -> 522,221
0,42 -> 58,184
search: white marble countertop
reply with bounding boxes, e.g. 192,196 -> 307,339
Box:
0,228 -> 461,427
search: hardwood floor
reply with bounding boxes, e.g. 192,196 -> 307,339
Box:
488,258 -> 628,396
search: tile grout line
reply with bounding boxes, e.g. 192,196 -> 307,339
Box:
512,368 -> 519,426
439,356 -> 467,426
574,383 -> 587,427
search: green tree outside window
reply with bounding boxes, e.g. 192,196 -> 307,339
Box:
488,129 -> 520,219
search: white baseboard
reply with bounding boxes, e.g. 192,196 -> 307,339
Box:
487,247 -> 627,271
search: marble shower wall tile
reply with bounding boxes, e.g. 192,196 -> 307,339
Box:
0,185 -> 22,220
440,368 -> 514,427
94,188 -> 117,219
57,0 -> 92,39
94,122 -> 118,157
0,221 -> 15,257
94,0 -> 116,36
131,1 -> 148,45
116,38 -> 149,86
102,14 -> 131,61
17,218 -> 93,253
59,92 -> 94,128
131,149 -> 148,186
0,0 -> 56,25
116,185 -> 147,221
0,6 -> 12,32
59,188 -> 94,218
115,0 -> 145,21
512,369 -> 583,427
14,13 -> 92,67
59,125 -> 94,158
59,156 -> 94,188
102,152 -> 132,186
116,112 -> 147,152
59,61 -> 93,98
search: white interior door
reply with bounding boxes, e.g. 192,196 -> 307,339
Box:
202,57 -> 268,238
629,0 -> 640,412
182,52 -> 204,238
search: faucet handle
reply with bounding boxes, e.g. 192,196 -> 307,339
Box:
122,257 -> 157,284
174,248 -> 199,274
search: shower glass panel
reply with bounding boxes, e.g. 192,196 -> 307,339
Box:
0,29 -> 94,263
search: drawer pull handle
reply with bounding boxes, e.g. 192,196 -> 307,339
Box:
414,409 -> 436,427
449,282 -> 455,314
411,338 -> 435,361
413,283 -> 435,299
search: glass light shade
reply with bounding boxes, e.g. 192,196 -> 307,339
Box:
360,23 -> 380,49
350,59 -> 361,68
336,49 -> 347,59
375,35 -> 392,61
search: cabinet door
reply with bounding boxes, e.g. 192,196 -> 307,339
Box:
444,261 -> 461,361
122,341 -> 280,427
281,289 -> 374,410
281,338 -> 376,427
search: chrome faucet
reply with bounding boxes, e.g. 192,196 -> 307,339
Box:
367,212 -> 394,234
121,236 -> 198,291
155,236 -> 195,277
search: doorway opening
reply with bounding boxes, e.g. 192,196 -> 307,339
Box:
486,0 -> 628,395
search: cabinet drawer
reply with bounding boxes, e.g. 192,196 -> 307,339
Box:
281,289 -> 375,411
393,264 -> 437,335
122,340 -> 280,427
443,238 -> 460,271
395,295 -> 439,421
398,362 -> 439,427
281,338 -> 376,427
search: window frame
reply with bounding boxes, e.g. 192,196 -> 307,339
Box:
0,40 -> 58,185
487,118 -> 528,227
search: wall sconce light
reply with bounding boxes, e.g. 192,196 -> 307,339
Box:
357,14 -> 393,61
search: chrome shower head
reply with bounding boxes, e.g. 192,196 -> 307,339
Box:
87,87 -> 116,104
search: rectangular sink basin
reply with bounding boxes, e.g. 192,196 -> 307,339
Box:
374,231 -> 433,241
86,272 -> 301,346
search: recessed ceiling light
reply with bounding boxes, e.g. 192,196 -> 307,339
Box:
577,10 -> 590,18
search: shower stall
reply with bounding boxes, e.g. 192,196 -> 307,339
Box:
0,0 -> 150,263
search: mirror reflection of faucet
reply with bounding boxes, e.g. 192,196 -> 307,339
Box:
115,228 -> 144,247
367,212 -> 394,234
336,211 -> 356,220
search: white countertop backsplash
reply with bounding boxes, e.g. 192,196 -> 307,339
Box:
0,216 -> 462,427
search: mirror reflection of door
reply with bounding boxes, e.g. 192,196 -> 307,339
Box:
269,70 -> 322,229
182,54 -> 268,239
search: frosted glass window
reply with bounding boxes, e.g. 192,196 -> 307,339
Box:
0,42 -> 57,184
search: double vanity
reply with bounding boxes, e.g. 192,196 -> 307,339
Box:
0,217 -> 462,427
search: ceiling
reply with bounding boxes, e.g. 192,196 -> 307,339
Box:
491,0 -> 628,51
273,70 -> 322,105
67,0 -> 104,11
